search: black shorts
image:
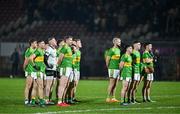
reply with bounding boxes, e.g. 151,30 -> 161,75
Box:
45,70 -> 56,77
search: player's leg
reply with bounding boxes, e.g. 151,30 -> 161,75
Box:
63,77 -> 70,103
146,73 -> 155,102
65,71 -> 74,104
72,80 -> 79,101
146,80 -> 151,101
131,80 -> 139,103
131,73 -> 141,103
36,72 -> 45,107
55,72 -> 60,101
49,71 -> 57,101
142,77 -> 148,102
120,79 -> 129,105
106,69 -> 119,102
63,68 -> 72,104
57,76 -> 70,106
45,76 -> 54,104
127,80 -> 134,103
49,77 -> 56,101
107,78 -> 116,102
67,81 -> 75,104
31,79 -> 38,106
24,72 -> 33,105
111,77 -> 120,102
72,69 -> 80,102
57,68 -> 70,106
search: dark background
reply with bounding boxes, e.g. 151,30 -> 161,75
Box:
0,0 -> 179,80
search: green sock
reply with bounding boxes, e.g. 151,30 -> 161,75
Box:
125,98 -> 128,103
112,96 -> 115,99
120,98 -> 124,103
40,99 -> 44,105
31,97 -> 35,104
107,95 -> 110,98
69,97 -> 72,102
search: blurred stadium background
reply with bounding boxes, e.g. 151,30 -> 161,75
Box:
0,0 -> 179,81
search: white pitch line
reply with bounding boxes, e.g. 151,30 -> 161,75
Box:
35,106 -> 180,114
77,94 -> 180,99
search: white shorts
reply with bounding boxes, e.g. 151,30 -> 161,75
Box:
25,72 -> 34,78
133,73 -> 141,81
59,67 -> 73,78
69,71 -> 74,82
33,72 -> 45,80
69,69 -> 80,82
74,69 -> 80,81
120,77 -> 132,82
147,73 -> 154,81
108,69 -> 120,79
45,76 -> 54,80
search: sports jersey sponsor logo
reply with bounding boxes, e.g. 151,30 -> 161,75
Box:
124,62 -> 132,67
34,56 -> 44,62
111,55 -> 120,60
64,53 -> 72,57
136,58 -> 140,63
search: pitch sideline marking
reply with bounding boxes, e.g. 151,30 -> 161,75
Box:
77,94 -> 180,99
35,106 -> 180,114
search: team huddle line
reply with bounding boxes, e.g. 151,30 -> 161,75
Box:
105,38 -> 155,105
23,36 -> 81,107
23,36 -> 155,107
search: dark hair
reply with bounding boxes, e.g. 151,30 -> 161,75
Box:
125,44 -> 132,50
48,37 -> 55,42
121,43 -> 132,54
144,42 -> 152,47
74,39 -> 81,42
29,38 -> 37,45
57,39 -> 65,44
64,36 -> 73,40
133,40 -> 140,44
37,40 -> 44,43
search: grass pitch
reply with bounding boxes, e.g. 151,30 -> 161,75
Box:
0,78 -> 180,114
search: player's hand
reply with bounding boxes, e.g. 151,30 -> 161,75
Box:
23,65 -> 26,71
33,65 -> 40,71
47,64 -> 53,69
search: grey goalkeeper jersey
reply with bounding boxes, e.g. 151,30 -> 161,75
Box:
45,45 -> 57,71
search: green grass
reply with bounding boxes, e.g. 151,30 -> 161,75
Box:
0,78 -> 180,114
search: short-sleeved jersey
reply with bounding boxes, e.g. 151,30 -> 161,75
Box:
132,50 -> 141,74
72,50 -> 81,71
34,48 -> 46,73
56,46 -> 63,57
107,47 -> 121,69
120,54 -> 132,77
142,51 -> 153,68
58,44 -> 73,68
24,47 -> 35,73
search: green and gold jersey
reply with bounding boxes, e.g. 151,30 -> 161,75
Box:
120,54 -> 132,78
132,50 -> 141,74
142,51 -> 153,68
72,50 -> 81,71
58,44 -> 73,68
24,47 -> 35,73
34,48 -> 46,73
56,46 -> 63,57
107,47 -> 121,69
